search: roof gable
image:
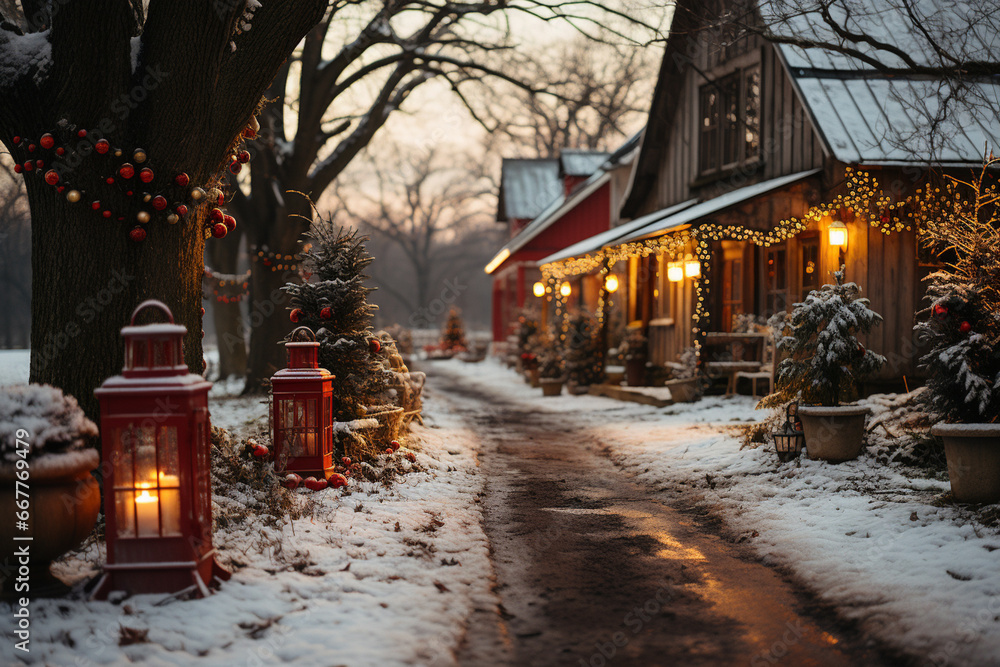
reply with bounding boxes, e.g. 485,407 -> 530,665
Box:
497,158 -> 561,221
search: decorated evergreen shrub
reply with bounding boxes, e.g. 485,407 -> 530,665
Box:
914,160 -> 1000,423
762,267 -> 885,407
564,311 -> 603,387
440,308 -> 468,353
283,220 -> 389,422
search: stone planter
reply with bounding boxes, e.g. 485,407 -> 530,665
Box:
931,423 -> 1000,504
798,405 -> 870,462
0,449 -> 100,597
625,359 -> 646,386
540,379 -> 564,397
664,378 -> 700,403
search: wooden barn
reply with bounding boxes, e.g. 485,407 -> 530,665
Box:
539,0 -> 1000,392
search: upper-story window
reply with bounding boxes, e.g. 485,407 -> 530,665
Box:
699,65 -> 761,176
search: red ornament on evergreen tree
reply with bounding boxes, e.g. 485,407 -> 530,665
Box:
369,338 -> 381,354
934,303 -> 948,317
959,321 -> 972,333
95,139 -> 110,154
289,308 -> 303,323
320,307 -> 332,320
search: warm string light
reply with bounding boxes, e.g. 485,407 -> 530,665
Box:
203,267 -> 250,303
254,247 -> 303,273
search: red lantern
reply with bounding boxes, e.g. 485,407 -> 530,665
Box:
271,327 -> 335,479
93,300 -> 229,598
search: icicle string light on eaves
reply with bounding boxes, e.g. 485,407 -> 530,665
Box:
541,168 -> 920,343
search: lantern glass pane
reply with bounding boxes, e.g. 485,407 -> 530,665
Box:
307,399 -> 316,428
113,427 -> 133,488
116,490 -> 136,538
295,399 -> 306,426
135,426 -> 158,488
151,339 -> 169,367
133,338 -> 148,369
160,488 -> 182,536
158,426 -> 180,483
288,432 -> 305,457
280,399 -> 294,430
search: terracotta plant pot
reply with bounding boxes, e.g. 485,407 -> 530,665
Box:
664,378 -> 700,403
625,359 -> 646,386
540,379 -> 564,397
798,405 -> 870,462
931,423 -> 1000,504
0,449 -> 100,597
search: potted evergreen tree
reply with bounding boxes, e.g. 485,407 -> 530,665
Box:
564,311 -> 603,394
538,352 -> 565,397
916,160 -> 1000,502
762,267 -> 885,462
0,385 -> 100,595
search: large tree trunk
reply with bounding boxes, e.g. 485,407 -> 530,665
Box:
206,228 -> 247,379
28,183 -> 206,420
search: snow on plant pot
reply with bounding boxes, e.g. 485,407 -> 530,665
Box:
914,158 -> 1000,502
0,384 -> 100,596
761,267 -> 886,462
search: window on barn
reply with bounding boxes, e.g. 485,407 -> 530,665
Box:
699,65 -> 762,176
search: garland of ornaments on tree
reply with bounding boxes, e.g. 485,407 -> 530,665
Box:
8,116 -> 260,243
203,267 -> 251,304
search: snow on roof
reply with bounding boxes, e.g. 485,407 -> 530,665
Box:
560,150 -> 612,177
617,169 -> 822,245
539,199 -> 698,265
497,158 -> 562,221
761,0 -> 1000,163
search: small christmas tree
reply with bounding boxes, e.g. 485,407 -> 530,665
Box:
914,158 -> 1000,423
564,311 -> 603,386
283,220 -> 389,421
440,308 -> 468,353
763,267 -> 886,407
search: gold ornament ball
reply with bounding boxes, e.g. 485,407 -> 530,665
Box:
133,149 -> 147,163
167,213 -> 179,224
114,149 -> 123,157
190,187 -> 206,201
137,211 -> 151,224
207,188 -> 223,202
66,189 -> 82,203
143,193 -> 152,202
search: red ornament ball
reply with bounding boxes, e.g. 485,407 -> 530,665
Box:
152,195 -> 167,211
243,127 -> 257,140
329,474 -> 348,489
174,173 -> 190,187
76,129 -> 87,138
390,440 -> 401,452
959,321 -> 972,333
289,308 -> 303,323
223,214 -> 236,232
119,163 -> 134,179
27,143 -> 35,152
39,133 -> 54,149
228,160 -> 242,175
933,303 -> 948,317
129,227 -> 146,242
102,210 -> 112,218
304,477 -> 328,492
105,177 -> 115,185
237,150 -> 251,164
22,161 -> 33,172
43,169 -> 59,185
12,135 -> 20,144
341,456 -> 352,467
252,444 -> 270,459
369,338 -> 381,354
175,204 -> 188,217
200,307 -> 206,316
283,473 -> 302,490
139,167 -> 154,183
211,223 -> 228,238
12,163 -> 21,174
209,208 -> 225,222
90,200 -> 101,210
95,139 -> 110,154
35,159 -> 44,169
55,147 -> 65,156
404,452 -> 416,463
320,307 -> 332,320
384,448 -> 394,456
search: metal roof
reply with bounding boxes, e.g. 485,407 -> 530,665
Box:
497,158 -> 561,221
560,150 -> 613,177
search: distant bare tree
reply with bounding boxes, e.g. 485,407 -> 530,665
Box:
470,36 -> 659,157
329,145 -> 500,327
0,159 -> 30,349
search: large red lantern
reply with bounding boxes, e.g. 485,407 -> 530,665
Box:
271,326 -> 335,479
93,300 -> 229,598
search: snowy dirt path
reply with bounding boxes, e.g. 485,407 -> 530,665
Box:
424,364 -> 893,667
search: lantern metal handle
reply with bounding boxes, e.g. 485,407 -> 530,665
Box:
289,326 -> 317,342
129,299 -> 175,325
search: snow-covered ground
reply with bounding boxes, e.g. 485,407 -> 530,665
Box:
434,358 -> 1000,667
1,350 -> 498,666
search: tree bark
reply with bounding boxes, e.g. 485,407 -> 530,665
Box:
206,228 -> 247,379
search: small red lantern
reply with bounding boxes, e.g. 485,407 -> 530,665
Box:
271,327 -> 335,479
93,300 -> 229,598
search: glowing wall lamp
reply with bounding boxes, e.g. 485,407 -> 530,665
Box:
532,281 -> 546,298
667,262 -> 684,282
604,275 -> 620,293
827,218 -> 848,249
684,255 -> 701,278
559,282 -> 572,297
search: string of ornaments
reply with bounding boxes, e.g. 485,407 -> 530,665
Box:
9,116 -> 260,242
203,267 -> 251,304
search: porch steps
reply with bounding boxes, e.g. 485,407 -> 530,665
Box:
588,383 -> 674,408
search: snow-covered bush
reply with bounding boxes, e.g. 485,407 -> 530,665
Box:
914,159 -> 1000,423
0,384 -> 98,464
620,327 -> 647,362
763,267 -> 885,407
